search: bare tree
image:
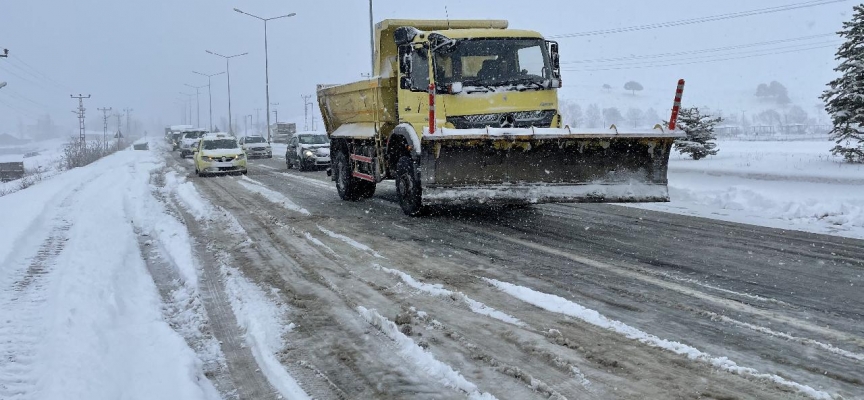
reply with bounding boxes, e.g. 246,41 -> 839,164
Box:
626,108 -> 644,128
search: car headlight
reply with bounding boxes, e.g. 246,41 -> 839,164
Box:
236,154 -> 245,159
304,150 -> 314,158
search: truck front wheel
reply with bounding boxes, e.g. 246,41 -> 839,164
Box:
396,156 -> 422,216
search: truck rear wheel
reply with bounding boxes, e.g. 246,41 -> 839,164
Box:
396,156 -> 422,216
334,151 -> 362,201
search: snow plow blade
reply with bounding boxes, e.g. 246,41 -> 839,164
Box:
418,127 -> 680,206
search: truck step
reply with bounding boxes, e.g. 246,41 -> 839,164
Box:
349,154 -> 373,163
352,171 -> 375,182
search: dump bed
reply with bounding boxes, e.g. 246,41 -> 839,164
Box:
317,78 -> 397,139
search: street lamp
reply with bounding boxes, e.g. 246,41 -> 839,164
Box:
180,92 -> 194,125
233,7 -> 296,143
193,71 -> 225,132
206,50 -> 248,135
184,83 -> 207,128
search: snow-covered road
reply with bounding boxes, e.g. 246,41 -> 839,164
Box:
0,149 -> 220,399
1,139 -> 861,399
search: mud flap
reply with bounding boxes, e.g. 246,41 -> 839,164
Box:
418,136 -> 675,206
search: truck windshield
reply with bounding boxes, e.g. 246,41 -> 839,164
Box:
298,135 -> 328,145
434,38 -> 550,90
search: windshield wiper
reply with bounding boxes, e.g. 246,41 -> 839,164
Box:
461,80 -> 497,93
499,78 -> 546,91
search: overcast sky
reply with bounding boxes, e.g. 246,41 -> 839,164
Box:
0,0 -> 854,134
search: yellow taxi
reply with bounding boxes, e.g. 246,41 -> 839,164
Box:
193,133 -> 248,177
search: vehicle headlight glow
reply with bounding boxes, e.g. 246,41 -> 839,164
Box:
304,150 -> 314,158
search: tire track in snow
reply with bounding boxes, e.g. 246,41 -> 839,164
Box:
0,219 -> 70,399
483,277 -> 834,400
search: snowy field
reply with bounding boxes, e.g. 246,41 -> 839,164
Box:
627,139 -> 864,239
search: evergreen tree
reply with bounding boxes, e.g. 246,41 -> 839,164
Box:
821,4 -> 864,163
672,107 -> 721,160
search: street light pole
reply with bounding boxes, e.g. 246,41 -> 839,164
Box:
193,71 -> 225,132
184,83 -> 207,128
206,50 -> 247,135
369,0 -> 374,75
234,8 -> 296,143
180,92 -> 193,125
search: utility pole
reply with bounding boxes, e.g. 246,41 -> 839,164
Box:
301,94 -> 312,131
71,94 -> 91,145
124,108 -> 133,138
115,112 -> 123,151
98,107 -> 112,152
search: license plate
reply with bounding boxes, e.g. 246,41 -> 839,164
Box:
211,161 -> 234,167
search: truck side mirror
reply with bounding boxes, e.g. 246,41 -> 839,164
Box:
400,76 -> 412,90
399,46 -> 412,75
550,42 -> 560,70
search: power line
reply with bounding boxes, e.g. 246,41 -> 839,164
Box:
8,55 -> 75,92
562,33 -> 838,64
565,40 -> 842,69
0,96 -> 40,119
1,88 -> 50,109
548,0 -> 849,39
563,43 -> 837,72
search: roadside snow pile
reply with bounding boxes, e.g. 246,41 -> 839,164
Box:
221,265 -> 310,400
357,306 -> 497,400
165,170 -> 215,220
483,278 -> 832,400
629,140 -> 864,239
0,149 -> 219,400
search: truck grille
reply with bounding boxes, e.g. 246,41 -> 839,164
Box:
447,110 -> 556,129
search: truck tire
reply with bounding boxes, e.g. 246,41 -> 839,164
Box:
396,156 -> 422,216
334,151 -> 362,201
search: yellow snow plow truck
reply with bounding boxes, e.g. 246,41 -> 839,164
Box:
318,19 -> 682,215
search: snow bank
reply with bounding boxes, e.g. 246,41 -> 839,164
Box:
629,140 -> 864,239
483,278 -> 832,400
165,171 -> 214,220
222,265 -> 310,400
357,306 -> 497,399
0,150 -> 219,400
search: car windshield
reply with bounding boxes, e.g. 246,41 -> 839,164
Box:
245,136 -> 266,143
298,135 -> 328,145
434,38 -> 550,88
202,139 -> 238,150
184,132 -> 204,139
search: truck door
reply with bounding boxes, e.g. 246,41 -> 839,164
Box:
398,44 -> 433,133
